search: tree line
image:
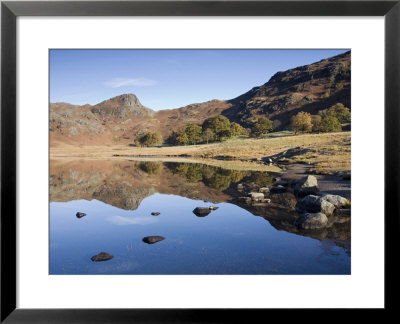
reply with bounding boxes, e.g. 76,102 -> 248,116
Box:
134,103 -> 350,147
290,103 -> 350,134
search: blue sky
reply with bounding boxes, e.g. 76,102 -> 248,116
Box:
50,49 -> 348,110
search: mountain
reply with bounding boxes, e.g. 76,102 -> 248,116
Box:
50,51 -> 350,146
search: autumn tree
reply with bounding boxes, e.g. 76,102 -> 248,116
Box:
290,111 -> 312,134
250,117 -> 273,138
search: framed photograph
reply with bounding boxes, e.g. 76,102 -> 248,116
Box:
1,0 -> 398,321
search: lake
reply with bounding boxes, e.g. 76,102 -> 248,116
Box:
49,159 -> 350,275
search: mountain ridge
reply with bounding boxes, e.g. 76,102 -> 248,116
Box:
50,51 -> 350,146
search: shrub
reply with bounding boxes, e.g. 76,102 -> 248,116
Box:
290,111 -> 312,134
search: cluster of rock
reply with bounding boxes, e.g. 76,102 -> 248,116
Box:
236,177 -> 293,206
293,175 -> 350,230
235,174 -> 350,231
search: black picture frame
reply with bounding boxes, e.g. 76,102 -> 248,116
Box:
1,0 -> 399,322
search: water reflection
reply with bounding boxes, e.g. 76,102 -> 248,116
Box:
50,159 -> 350,274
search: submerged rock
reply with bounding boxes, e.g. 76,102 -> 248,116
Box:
295,213 -> 328,230
142,236 -> 165,244
320,194 -> 350,209
76,212 -> 86,218
193,207 -> 211,217
295,195 -> 335,216
91,252 -> 114,262
294,175 -> 319,196
151,212 -> 160,216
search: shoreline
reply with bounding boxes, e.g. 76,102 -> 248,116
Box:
50,131 -> 351,174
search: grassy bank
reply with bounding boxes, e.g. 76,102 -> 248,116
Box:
51,131 -> 351,173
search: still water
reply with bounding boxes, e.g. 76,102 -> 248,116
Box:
50,159 -> 350,275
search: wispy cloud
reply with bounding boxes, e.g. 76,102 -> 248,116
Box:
105,77 -> 157,88
107,215 -> 158,226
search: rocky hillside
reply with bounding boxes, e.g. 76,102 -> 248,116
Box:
50,51 -> 350,146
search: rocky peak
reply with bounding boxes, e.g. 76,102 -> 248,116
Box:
97,93 -> 142,108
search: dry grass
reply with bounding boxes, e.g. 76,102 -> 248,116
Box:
51,132 -> 351,173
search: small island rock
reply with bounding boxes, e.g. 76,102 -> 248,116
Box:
193,207 -> 212,217
151,212 -> 160,216
142,236 -> 165,244
91,252 -> 113,262
76,212 -> 86,218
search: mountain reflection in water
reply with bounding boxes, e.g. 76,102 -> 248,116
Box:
50,159 -> 350,275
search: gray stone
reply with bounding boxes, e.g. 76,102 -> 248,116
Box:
294,175 -> 319,196
248,192 -> 265,200
209,206 -> 219,210
259,187 -> 270,193
321,194 -> 350,209
295,195 -> 335,216
294,213 -> 328,229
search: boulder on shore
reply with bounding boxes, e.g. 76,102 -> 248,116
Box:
295,195 -> 335,216
142,236 -> 165,244
320,194 -> 350,209
294,175 -> 319,196
193,207 -> 211,217
248,192 -> 264,200
91,252 -> 114,262
294,212 -> 328,230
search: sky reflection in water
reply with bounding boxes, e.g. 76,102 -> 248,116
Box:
50,191 -> 350,275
